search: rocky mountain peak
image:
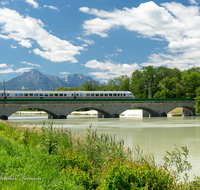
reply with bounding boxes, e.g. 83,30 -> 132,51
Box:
1,69 -> 97,90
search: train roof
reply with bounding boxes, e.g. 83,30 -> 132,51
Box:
0,90 -> 133,93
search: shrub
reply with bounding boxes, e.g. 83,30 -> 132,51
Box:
98,158 -> 177,190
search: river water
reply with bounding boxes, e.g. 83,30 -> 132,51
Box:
7,114 -> 200,180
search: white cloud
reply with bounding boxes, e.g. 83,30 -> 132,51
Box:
0,8 -> 84,63
43,5 -> 59,11
76,37 -> 94,45
189,0 -> 198,5
0,63 -> 7,68
20,61 -> 41,68
18,39 -> 32,48
25,0 -> 39,9
10,45 -> 17,49
80,2 -> 200,70
59,71 -> 70,75
0,67 -> 33,73
79,7 -> 90,13
1,1 -> 9,5
117,49 -> 123,52
84,59 -> 140,80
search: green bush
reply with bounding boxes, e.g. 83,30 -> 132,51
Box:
98,158 -> 177,190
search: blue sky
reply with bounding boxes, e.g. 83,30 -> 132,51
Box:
0,0 -> 200,82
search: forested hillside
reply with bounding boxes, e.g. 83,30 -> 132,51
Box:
55,66 -> 200,99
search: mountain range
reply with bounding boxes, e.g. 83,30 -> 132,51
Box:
0,69 -> 97,90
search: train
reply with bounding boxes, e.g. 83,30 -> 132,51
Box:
0,91 -> 135,100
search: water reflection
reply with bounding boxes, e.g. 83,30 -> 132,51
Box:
7,115 -> 200,179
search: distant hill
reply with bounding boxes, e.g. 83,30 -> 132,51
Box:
1,69 -> 97,90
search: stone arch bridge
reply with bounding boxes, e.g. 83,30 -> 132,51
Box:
0,99 -> 195,120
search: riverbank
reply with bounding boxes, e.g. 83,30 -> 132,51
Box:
0,122 -> 200,189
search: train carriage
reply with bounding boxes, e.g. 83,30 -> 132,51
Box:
0,91 -> 135,100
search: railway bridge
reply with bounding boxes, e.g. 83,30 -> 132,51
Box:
0,98 -> 195,120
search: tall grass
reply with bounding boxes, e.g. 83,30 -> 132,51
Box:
0,121 -> 200,189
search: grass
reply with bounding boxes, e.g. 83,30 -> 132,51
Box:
0,121 -> 200,189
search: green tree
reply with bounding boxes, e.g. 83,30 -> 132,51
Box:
195,87 -> 200,115
181,71 -> 200,98
119,77 -> 130,91
106,75 -> 129,91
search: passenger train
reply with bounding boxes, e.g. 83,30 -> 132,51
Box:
0,91 -> 135,100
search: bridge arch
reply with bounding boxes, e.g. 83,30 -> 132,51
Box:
0,100 -> 195,120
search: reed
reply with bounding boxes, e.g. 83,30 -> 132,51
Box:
0,121 -> 200,189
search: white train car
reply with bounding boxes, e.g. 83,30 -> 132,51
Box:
74,91 -> 135,99
0,91 -> 135,99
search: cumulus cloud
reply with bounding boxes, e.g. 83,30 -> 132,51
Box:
10,45 -> 17,49
76,37 -> 94,45
18,39 -> 32,48
0,63 -> 7,68
80,2 -> 200,70
43,5 -> 59,11
0,67 -> 33,73
117,49 -> 123,52
25,0 -> 39,9
20,61 -> 41,68
59,71 -> 70,75
189,0 -> 198,5
84,59 -> 140,81
1,1 -> 9,5
0,8 -> 84,62
0,63 -> 33,73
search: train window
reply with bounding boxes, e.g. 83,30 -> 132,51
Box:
15,93 -> 18,97
86,94 -> 90,97
64,94 -> 66,96
24,93 -> 28,96
55,94 -> 58,96
45,94 -> 48,97
7,93 -> 9,97
34,93 -> 38,96
113,94 -> 117,96
59,94 -> 63,96
72,94 -> 73,96
91,94 -> 94,96
80,94 -> 82,96
109,94 -> 112,96
76,94 -> 79,97
40,94 -> 43,96
105,94 -> 108,96
100,94 -> 103,96
96,94 -> 99,96
50,94 -> 53,96
118,94 -> 120,96
124,94 -> 126,96
19,93 -> 23,97
29,93 -> 33,96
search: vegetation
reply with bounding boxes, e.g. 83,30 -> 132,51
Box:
54,66 -> 200,100
0,122 -> 200,189
54,66 -> 200,113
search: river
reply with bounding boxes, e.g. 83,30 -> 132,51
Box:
7,114 -> 200,180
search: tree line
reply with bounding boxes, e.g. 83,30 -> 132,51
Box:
55,66 -> 200,99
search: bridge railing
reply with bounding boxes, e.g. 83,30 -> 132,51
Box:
0,98 -> 195,103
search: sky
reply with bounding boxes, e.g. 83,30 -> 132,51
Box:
0,0 -> 200,83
